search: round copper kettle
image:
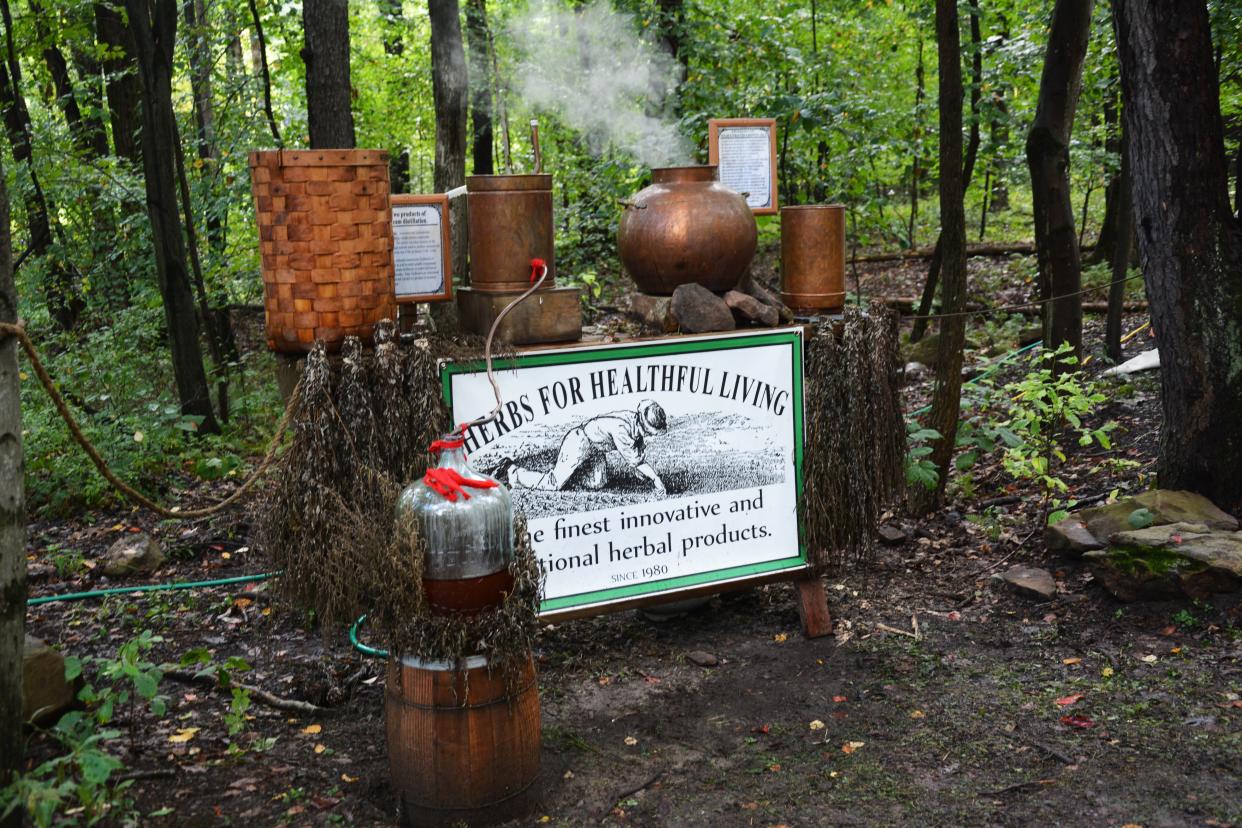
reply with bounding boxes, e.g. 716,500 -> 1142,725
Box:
617,165 -> 757,295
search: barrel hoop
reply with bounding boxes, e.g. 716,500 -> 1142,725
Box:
402,774 -> 540,815
385,677 -> 538,711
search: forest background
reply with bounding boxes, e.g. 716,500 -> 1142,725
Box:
6,0 -> 1241,513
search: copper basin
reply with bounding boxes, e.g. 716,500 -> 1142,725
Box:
617,165 -> 757,295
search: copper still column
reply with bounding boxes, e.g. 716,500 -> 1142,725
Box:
456,174 -> 581,344
780,205 -> 846,313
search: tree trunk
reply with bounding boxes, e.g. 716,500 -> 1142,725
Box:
908,0 -> 982,344
0,0 -> 82,331
31,1 -> 110,158
909,35 -> 924,249
1104,136 -> 1132,362
302,0 -> 355,149
247,0 -> 281,148
429,0 -> 469,284
124,0 -> 219,433
182,0 -> 222,253
380,0 -> 404,55
1089,89 -> 1128,265
464,0 -> 493,176
1026,0 -> 1092,358
0,148 -> 24,828
988,13 -> 1010,213
913,0 -> 968,513
1114,0 -> 1242,513
95,1 -> 142,163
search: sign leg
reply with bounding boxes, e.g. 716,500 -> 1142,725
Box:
795,576 -> 833,639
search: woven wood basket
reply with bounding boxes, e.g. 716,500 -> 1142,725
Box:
249,149 -> 395,353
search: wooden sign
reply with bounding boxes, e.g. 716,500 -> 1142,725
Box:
391,194 -> 452,303
708,118 -> 779,215
441,329 -> 813,623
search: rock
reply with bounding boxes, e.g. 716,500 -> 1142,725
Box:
23,635 -> 74,723
903,362 -> 928,381
686,650 -> 718,668
1000,566 -> 1057,601
670,284 -> 736,333
877,524 -> 908,546
101,531 -> 164,577
26,561 -> 54,581
723,290 -> 780,327
625,292 -> 677,334
902,332 -> 941,367
1018,326 -> 1043,347
738,277 -> 795,323
1078,490 -> 1238,544
1084,522 -> 1242,602
1044,517 -> 1105,554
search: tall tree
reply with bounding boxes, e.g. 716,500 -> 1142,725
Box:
914,0 -> 968,511
909,0 -> 982,344
464,0 -> 493,175
429,0 -> 468,280
95,1 -> 142,163
182,0 -> 222,251
0,0 -> 82,330
31,1 -> 109,158
1114,0 -> 1242,512
302,0 -> 355,148
124,0 -> 219,432
1026,0 -> 1093,358
0,147 -> 23,828
247,0 -> 281,147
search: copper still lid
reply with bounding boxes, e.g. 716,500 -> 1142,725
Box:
650,165 -> 718,184
466,173 -> 553,192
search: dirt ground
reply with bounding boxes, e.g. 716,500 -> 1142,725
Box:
19,253 -> 1242,827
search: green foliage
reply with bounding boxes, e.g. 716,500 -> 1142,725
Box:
1,634 -> 168,827
954,344 -> 1117,520
905,421 -> 941,490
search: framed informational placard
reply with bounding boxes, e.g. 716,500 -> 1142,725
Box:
391,194 -> 452,303
708,118 -> 779,215
441,328 -> 807,620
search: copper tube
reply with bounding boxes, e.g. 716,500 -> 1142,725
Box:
530,119 -> 541,174
466,174 -> 556,293
780,204 -> 846,312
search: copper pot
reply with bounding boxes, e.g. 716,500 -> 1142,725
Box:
617,165 -> 757,295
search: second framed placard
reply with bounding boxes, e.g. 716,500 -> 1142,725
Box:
708,118 -> 779,215
391,194 -> 453,303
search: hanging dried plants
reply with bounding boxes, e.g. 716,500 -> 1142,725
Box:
802,305 -> 905,574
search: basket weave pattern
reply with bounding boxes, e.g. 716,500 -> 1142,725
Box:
249,149 -> 395,353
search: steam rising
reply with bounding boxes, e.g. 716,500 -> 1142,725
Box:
507,0 -> 692,168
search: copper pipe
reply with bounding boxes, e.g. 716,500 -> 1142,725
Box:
530,119 -> 541,174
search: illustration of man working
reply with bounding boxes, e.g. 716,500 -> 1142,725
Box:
495,400 -> 669,494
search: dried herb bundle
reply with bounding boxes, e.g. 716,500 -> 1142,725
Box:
258,325 -> 542,674
803,305 -> 905,573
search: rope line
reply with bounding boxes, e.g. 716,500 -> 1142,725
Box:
0,320 -> 299,520
903,272 -> 1145,321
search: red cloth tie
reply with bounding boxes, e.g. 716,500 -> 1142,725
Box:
423,468 -> 499,502
530,258 -> 547,283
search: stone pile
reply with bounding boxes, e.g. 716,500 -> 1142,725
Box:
625,279 -> 795,334
1046,490 -> 1241,601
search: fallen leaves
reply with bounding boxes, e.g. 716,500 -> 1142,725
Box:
910,709 -> 925,719
1060,714 -> 1095,730
1061,657 -> 1082,666
168,727 -> 199,743
301,724 -> 322,735
832,695 -> 848,703
841,741 -> 865,754
773,633 -> 789,643
809,720 -> 825,731
624,736 -> 638,746
1055,693 -> 1084,707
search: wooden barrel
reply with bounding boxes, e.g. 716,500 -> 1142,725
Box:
780,204 -> 846,312
385,653 -> 541,827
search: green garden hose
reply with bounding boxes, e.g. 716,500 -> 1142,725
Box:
25,572 -> 280,607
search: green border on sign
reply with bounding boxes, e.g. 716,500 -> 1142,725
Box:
440,330 -> 807,613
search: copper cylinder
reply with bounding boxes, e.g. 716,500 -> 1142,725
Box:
617,165 -> 757,295
466,174 -> 556,293
780,204 -> 846,312
386,653 -> 541,826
